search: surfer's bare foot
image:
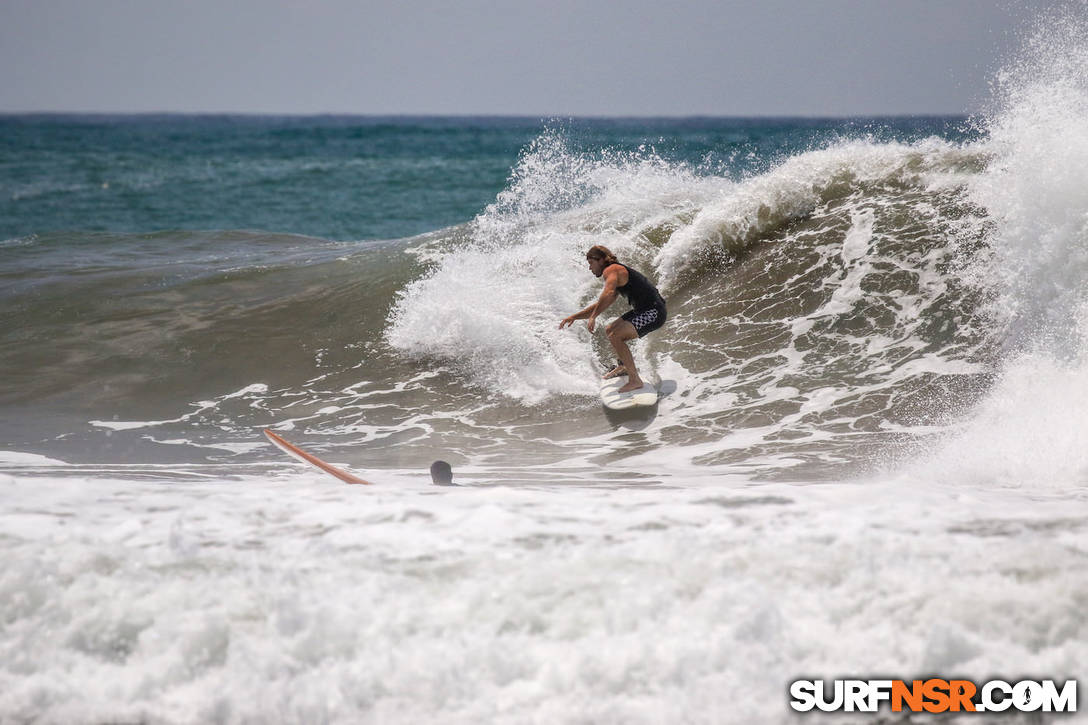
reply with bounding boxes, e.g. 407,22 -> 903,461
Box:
618,379 -> 645,393
602,365 -> 628,379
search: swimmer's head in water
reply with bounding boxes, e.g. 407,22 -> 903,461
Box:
430,460 -> 453,485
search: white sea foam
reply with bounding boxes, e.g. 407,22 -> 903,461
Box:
0,471 -> 1083,724
90,384 -> 270,432
968,7 -> 1088,350
924,6 -> 1088,492
0,451 -> 68,466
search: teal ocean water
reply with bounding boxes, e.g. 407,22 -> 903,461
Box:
2,115 -> 973,241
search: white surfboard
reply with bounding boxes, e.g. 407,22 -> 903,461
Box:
599,377 -> 658,409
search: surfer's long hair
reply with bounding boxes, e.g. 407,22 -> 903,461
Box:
586,245 -> 619,266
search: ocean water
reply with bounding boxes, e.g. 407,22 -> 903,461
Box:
3,9 -> 1088,725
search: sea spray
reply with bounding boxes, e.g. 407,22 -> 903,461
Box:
920,7 -> 1088,489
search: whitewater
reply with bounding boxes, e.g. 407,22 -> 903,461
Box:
2,9 -> 1087,725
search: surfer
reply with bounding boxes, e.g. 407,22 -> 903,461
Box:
430,460 -> 457,486
559,245 -> 666,393
265,429 -> 460,487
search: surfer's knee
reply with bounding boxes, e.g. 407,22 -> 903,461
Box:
607,325 -> 635,344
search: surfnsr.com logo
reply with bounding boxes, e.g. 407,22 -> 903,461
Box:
789,679 -> 1077,714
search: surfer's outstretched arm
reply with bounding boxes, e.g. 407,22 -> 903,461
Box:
559,302 -> 597,328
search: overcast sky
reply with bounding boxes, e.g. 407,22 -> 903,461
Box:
0,0 -> 1040,116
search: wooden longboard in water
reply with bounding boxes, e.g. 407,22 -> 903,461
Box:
263,429 -> 373,485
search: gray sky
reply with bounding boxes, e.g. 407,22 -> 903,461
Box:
0,0 -> 1038,116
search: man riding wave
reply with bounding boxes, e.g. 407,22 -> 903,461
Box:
559,245 -> 667,394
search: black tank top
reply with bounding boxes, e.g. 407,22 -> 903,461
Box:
616,264 -> 665,311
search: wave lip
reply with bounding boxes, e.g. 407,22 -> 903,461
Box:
654,137 -> 984,291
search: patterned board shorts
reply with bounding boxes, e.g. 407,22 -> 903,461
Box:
621,304 -> 667,338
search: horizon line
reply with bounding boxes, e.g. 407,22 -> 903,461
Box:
0,110 -> 974,121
